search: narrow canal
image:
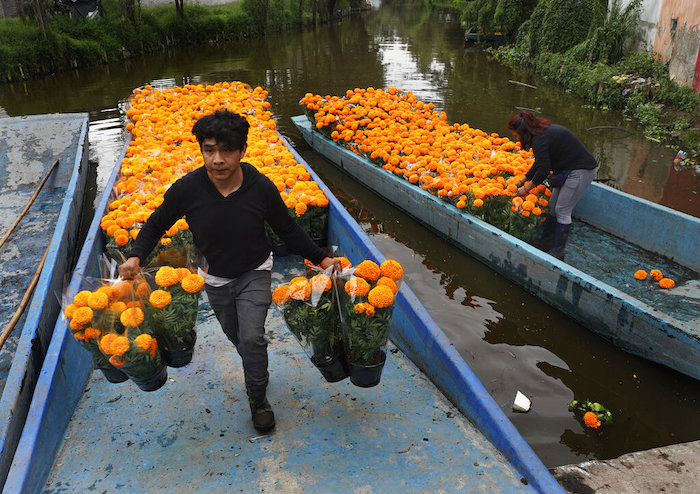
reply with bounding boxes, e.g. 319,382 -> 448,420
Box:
0,0 -> 698,468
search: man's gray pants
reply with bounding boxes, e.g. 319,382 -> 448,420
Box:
204,270 -> 272,402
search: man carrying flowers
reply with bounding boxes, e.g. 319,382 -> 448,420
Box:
119,110 -> 339,433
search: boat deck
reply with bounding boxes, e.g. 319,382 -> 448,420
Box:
568,221 -> 699,326
44,255 -> 533,493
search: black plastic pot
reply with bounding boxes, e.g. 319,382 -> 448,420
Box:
162,331 -> 197,368
129,365 -> 168,392
348,350 -> 387,388
312,353 -> 349,382
97,365 -> 129,383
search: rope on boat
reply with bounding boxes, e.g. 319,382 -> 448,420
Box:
0,244 -> 50,350
508,80 -> 537,89
0,158 -> 60,251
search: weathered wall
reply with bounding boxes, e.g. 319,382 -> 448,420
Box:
618,0 -> 700,88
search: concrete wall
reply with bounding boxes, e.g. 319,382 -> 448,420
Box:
617,0 -> 700,88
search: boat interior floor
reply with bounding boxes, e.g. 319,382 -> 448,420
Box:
565,220 -> 699,326
44,255 -> 534,493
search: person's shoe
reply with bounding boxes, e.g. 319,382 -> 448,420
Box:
533,214 -> 557,251
249,397 -> 275,433
547,222 -> 571,260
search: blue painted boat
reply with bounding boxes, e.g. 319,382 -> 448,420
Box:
4,135 -> 563,493
0,114 -> 89,485
292,115 -> 700,381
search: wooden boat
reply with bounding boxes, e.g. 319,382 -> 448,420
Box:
0,114 -> 89,486
3,136 -> 563,493
292,115 -> 700,381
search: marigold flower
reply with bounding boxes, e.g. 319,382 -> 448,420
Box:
72,331 -> 85,341
368,285 -> 395,308
288,279 -> 311,301
380,260 -> 403,281
181,274 -> 205,293
149,289 -> 172,309
335,257 -> 352,269
108,335 -> 131,356
64,303 -> 77,319
160,237 -> 172,246
376,276 -> 398,294
134,333 -> 153,352
634,270 -> 647,280
135,281 -> 151,299
295,202 -> 307,216
290,276 -> 308,285
364,304 -> 375,316
72,306 -> 94,326
73,290 -> 92,307
649,269 -> 663,282
69,318 -> 84,331
310,273 -> 332,293
148,337 -> 158,357
111,280 -> 132,299
354,260 -> 381,282
272,285 -> 290,305
354,303 -> 366,314
659,278 -> 675,289
120,307 -> 145,327
99,333 -> 118,354
109,355 -> 125,368
344,277 -> 370,297
97,286 -> 113,299
583,411 -> 601,429
83,326 -> 101,340
155,266 -> 179,287
110,301 -> 127,313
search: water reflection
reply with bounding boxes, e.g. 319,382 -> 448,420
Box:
0,0 -> 697,467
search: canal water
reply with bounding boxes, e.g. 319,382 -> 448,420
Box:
0,0 -> 698,468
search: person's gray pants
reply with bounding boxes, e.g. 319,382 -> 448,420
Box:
548,166 -> 599,224
204,270 -> 272,401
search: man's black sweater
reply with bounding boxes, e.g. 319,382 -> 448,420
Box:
129,163 -> 327,278
525,124 -> 598,185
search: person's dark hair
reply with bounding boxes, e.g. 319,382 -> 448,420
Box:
507,111 -> 551,149
192,110 -> 250,151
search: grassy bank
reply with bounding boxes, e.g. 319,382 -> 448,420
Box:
0,0 -> 354,83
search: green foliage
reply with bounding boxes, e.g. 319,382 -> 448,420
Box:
526,0 -> 595,56
493,0 -> 537,38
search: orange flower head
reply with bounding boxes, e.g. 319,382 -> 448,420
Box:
649,269 -> 663,282
120,307 -> 145,327
72,306 -> 94,326
634,270 -> 647,280
335,257 -> 352,269
354,303 -> 366,314
134,333 -> 153,352
108,355 -> 125,368
376,277 -> 399,294
111,280 -> 133,299
148,337 -> 158,357
176,267 -> 191,281
288,279 -> 311,301
659,278 -> 675,289
368,285 -> 395,309
155,266 -> 179,287
354,260 -> 381,282
99,333 -> 118,354
310,273 -> 332,293
108,335 -> 131,356
272,285 -> 290,305
64,303 -> 77,319
344,277 -> 370,298
73,290 -> 92,307
583,411 -> 601,429
83,327 -> 102,340
149,289 -> 172,309
135,281 -> 151,299
380,259 -> 403,281
181,274 -> 205,293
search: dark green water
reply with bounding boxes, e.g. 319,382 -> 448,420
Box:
1,1 -> 698,467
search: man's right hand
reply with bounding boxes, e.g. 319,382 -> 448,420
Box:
119,256 -> 141,280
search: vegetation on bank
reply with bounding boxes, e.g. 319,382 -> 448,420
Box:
451,0 -> 700,161
0,0 -> 358,83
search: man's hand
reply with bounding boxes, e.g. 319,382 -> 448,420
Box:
319,257 -> 342,272
118,256 -> 141,280
516,186 -> 529,197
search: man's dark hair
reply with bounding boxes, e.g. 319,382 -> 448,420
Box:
192,110 -> 250,151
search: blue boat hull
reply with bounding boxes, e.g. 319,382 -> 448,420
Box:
292,115 -> 700,380
0,114 -> 89,486
4,136 -> 562,493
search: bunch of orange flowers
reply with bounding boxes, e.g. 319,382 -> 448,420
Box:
301,88 -> 552,239
101,81 -> 330,261
633,268 -> 675,289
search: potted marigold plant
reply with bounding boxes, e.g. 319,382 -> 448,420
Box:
273,270 -> 346,382
338,259 -> 403,388
147,265 -> 205,368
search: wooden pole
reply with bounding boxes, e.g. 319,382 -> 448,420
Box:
508,80 -> 537,89
0,158 -> 59,251
0,244 -> 50,350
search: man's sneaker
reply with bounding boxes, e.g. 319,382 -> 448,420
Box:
249,397 -> 275,433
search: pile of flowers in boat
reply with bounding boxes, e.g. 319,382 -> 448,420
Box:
273,256 -> 404,387
66,81 -> 333,391
300,87 -> 553,241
